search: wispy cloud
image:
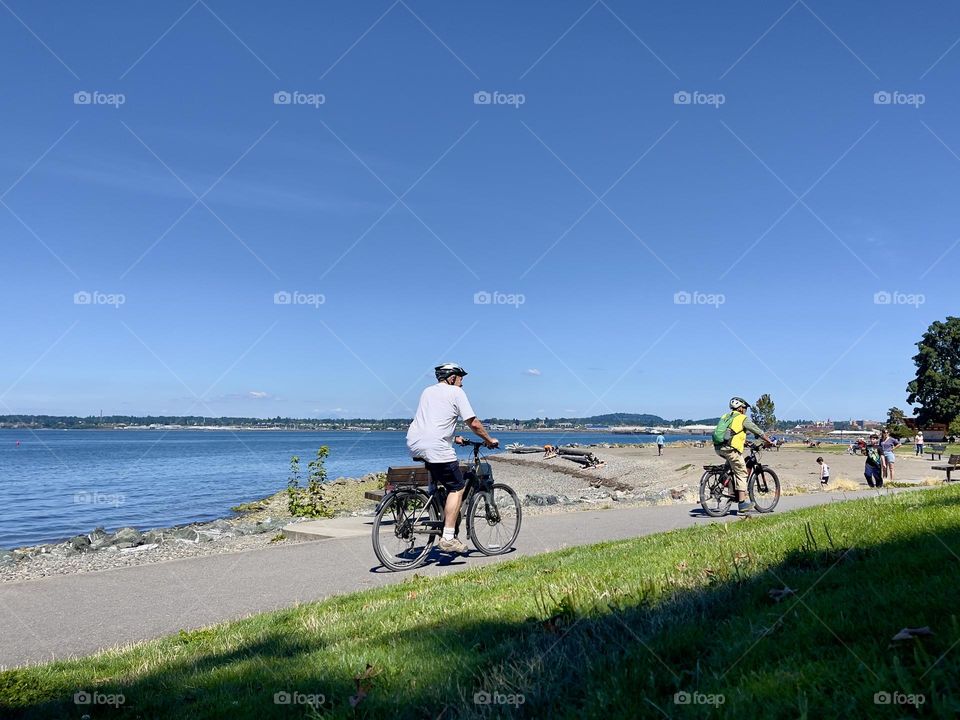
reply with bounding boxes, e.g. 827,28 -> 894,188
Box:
524,368 -> 542,376
41,156 -> 378,215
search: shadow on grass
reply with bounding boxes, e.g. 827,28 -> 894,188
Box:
3,516 -> 960,719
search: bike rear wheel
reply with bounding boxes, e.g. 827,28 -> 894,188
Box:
372,490 -> 438,571
467,483 -> 522,555
749,468 -> 781,513
699,470 -> 733,517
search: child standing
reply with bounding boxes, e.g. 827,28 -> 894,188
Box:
817,456 -> 830,486
864,433 -> 883,488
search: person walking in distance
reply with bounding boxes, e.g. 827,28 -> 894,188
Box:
406,363 -> 498,554
915,430 -> 924,457
656,433 -> 665,456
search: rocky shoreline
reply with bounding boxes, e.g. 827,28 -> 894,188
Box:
0,475 -> 384,584
0,448 -> 730,583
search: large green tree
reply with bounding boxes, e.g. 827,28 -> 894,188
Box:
752,394 -> 777,430
906,317 -> 960,425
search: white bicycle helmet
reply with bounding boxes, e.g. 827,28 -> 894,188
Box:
435,363 -> 468,381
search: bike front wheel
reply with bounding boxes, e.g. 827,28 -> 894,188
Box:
699,470 -> 733,517
749,468 -> 781,513
467,483 -> 522,555
372,490 -> 438,571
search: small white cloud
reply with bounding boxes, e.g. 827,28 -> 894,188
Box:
524,368 -> 542,376
248,391 -> 270,399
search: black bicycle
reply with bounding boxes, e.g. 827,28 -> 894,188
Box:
372,440 -> 522,571
699,442 -> 781,517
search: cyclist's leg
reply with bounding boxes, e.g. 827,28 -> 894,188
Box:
712,444 -> 734,491
425,461 -> 467,536
717,445 -> 748,501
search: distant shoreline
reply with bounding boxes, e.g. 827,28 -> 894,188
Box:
0,426 -> 711,434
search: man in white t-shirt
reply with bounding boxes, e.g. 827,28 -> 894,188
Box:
406,363 -> 498,553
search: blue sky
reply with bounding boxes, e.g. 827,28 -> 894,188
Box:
0,0 -> 957,422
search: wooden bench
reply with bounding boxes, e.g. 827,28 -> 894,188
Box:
932,454 -> 960,482
363,463 -> 470,502
926,443 -> 947,461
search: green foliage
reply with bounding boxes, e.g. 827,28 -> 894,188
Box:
907,316 -> 960,425
950,416 -> 960,438
230,500 -> 267,514
886,407 -> 911,438
287,447 -> 334,518
751,393 -> 777,430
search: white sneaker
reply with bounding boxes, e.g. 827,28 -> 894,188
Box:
438,537 -> 468,553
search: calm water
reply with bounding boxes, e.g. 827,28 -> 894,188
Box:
0,429 -> 703,548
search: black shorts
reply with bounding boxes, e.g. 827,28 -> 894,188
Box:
425,461 -> 466,493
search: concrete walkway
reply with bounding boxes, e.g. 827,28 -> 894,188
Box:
0,487 -> 924,669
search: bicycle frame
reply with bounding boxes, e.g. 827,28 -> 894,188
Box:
382,441 -> 495,536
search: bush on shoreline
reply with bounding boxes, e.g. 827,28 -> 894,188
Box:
286,447 -> 336,518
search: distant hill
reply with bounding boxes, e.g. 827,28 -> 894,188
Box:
578,413 -> 668,426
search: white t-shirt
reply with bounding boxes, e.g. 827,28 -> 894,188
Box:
406,383 -> 477,463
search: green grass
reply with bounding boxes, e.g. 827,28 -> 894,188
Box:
4,489 -> 960,718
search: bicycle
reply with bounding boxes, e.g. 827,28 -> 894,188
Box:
372,440 -> 522,571
699,442 -> 781,517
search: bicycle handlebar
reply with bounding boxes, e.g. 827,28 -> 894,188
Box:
456,438 -> 498,450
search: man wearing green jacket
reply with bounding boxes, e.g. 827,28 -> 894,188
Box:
714,397 -> 774,513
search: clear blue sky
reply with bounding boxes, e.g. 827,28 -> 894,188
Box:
1,0 -> 956,422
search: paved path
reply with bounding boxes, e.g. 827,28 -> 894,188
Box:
0,488 -> 921,669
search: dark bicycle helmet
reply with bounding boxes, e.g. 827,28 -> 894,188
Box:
435,363 -> 468,381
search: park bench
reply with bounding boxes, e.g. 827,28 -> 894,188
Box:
363,463 -> 469,502
926,443 -> 947,460
931,454 -> 960,482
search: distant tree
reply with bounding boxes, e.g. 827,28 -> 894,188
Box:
886,407 -> 911,439
752,394 -> 777,430
949,416 -> 960,441
906,317 -> 960,425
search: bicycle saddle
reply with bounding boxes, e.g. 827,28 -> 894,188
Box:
703,464 -> 727,471
412,456 -> 426,463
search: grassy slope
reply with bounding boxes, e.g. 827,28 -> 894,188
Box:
3,488 -> 960,719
